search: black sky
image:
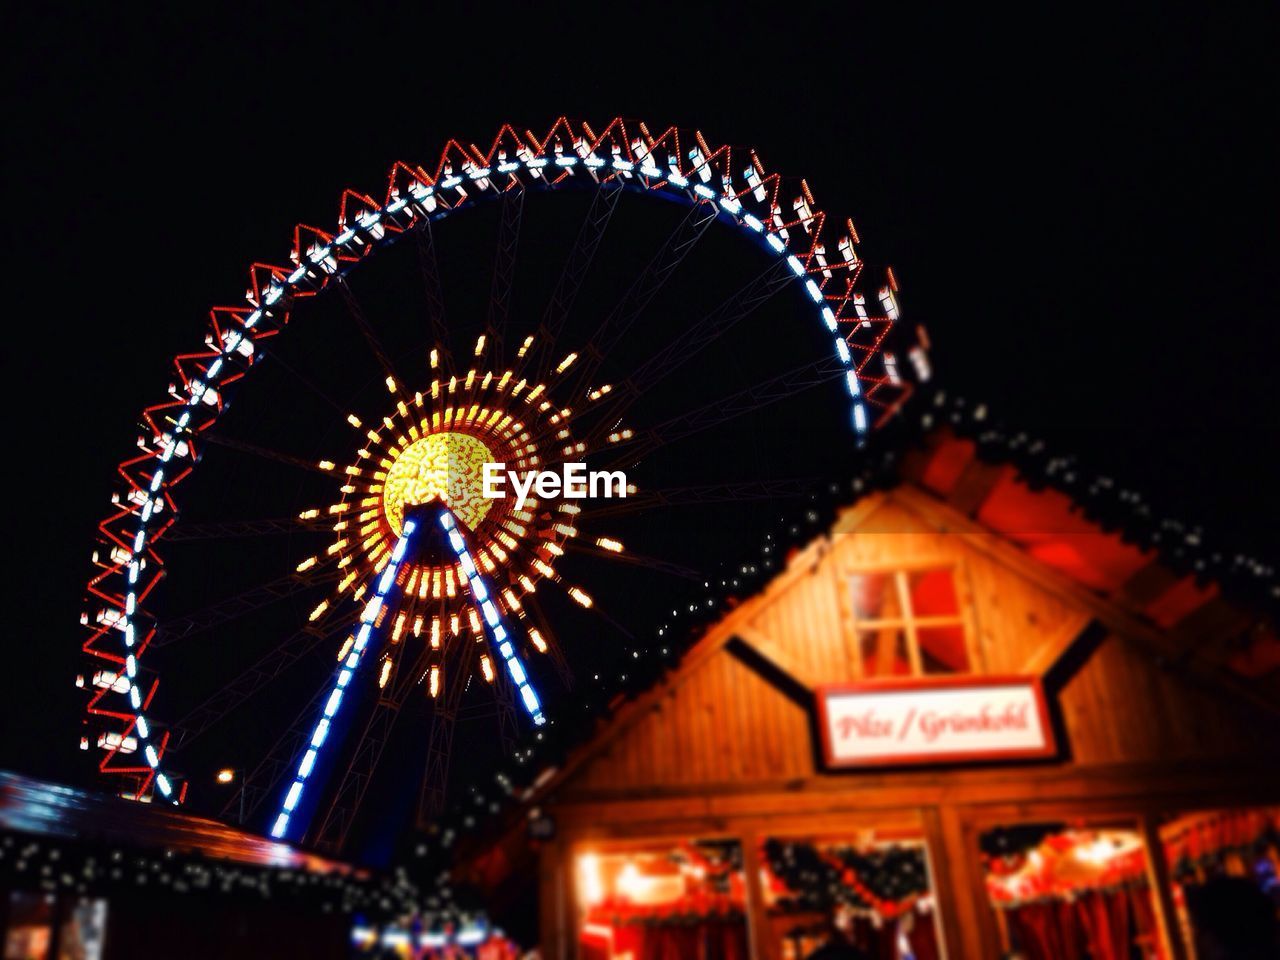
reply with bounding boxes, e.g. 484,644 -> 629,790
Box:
2,5 -> 1275,783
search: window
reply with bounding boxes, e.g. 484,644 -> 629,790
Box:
575,839 -> 748,960
978,821 -> 1166,960
848,565 -> 972,676
1160,806 -> 1280,958
761,830 -> 945,959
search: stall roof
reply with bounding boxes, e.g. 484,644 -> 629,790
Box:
0,769 -> 354,873
440,387 -> 1280,870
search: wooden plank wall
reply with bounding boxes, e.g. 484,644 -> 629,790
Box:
564,492 -> 1271,797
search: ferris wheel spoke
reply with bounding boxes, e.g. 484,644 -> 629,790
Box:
264,517 -> 423,840
483,184 -> 525,366
624,255 -> 797,400
521,597 -> 574,690
416,709 -> 456,824
583,477 -> 821,520
569,541 -> 705,582
167,609 -> 350,751
543,255 -> 799,447
483,666 -> 521,759
224,678 -> 331,823
567,198 -> 720,398
253,339 -> 349,416
201,432 -> 334,477
152,565 -> 342,648
416,640 -> 478,826
530,179 -> 625,381
600,355 -> 849,467
335,276 -> 404,393
413,218 -> 454,376
311,633 -> 428,851
161,516 -> 330,543
553,579 -> 635,642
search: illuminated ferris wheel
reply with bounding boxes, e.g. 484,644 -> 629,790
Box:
78,118 -> 928,853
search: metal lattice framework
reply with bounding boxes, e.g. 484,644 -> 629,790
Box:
78,118 -> 929,840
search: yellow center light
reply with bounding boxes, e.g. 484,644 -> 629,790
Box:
381,431 -> 496,535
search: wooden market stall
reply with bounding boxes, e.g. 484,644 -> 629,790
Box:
464,419 -> 1280,959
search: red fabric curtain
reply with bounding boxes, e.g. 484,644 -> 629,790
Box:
1129,884 -> 1165,959
906,912 -> 941,960
1005,890 -> 1140,960
848,914 -> 893,959
713,920 -> 748,960
1008,902 -> 1061,959
589,919 -> 744,960
1075,888 -> 1133,960
1105,889 -> 1133,960
638,925 -> 696,960
1053,897 -> 1087,960
843,913 -> 942,960
611,924 -> 646,958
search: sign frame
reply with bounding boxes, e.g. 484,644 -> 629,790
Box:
815,674 -> 1057,769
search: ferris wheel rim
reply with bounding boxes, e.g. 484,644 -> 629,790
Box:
81,116 -> 914,813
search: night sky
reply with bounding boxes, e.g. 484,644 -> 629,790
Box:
3,6 -> 1274,800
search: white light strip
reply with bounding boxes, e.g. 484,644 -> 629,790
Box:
438,509 -> 546,727
269,518 -> 419,840
228,143 -> 869,441
107,326 -> 257,803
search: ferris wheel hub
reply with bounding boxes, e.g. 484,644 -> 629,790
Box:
384,431 -> 496,535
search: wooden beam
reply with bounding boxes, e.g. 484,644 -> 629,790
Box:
551,759 -> 1280,825
1017,614 -> 1099,676
1117,558 -> 1180,607
1141,813 -> 1190,960
936,805 -> 997,958
1170,596 -> 1255,662
741,830 -> 775,960
539,840 -> 568,960
733,625 -> 820,692
921,806 -> 970,960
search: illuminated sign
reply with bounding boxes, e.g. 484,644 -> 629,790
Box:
816,676 -> 1055,768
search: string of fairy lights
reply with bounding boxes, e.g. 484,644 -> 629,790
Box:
0,831 -> 468,928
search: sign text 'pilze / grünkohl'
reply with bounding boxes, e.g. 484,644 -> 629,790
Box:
816,676 -> 1056,768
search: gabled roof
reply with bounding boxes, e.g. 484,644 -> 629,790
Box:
434,386 -> 1280,862
906,390 -> 1280,693
908,389 -> 1278,620
509,485 -> 1279,816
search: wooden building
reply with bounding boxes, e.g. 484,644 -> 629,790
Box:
467,422 -> 1280,959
